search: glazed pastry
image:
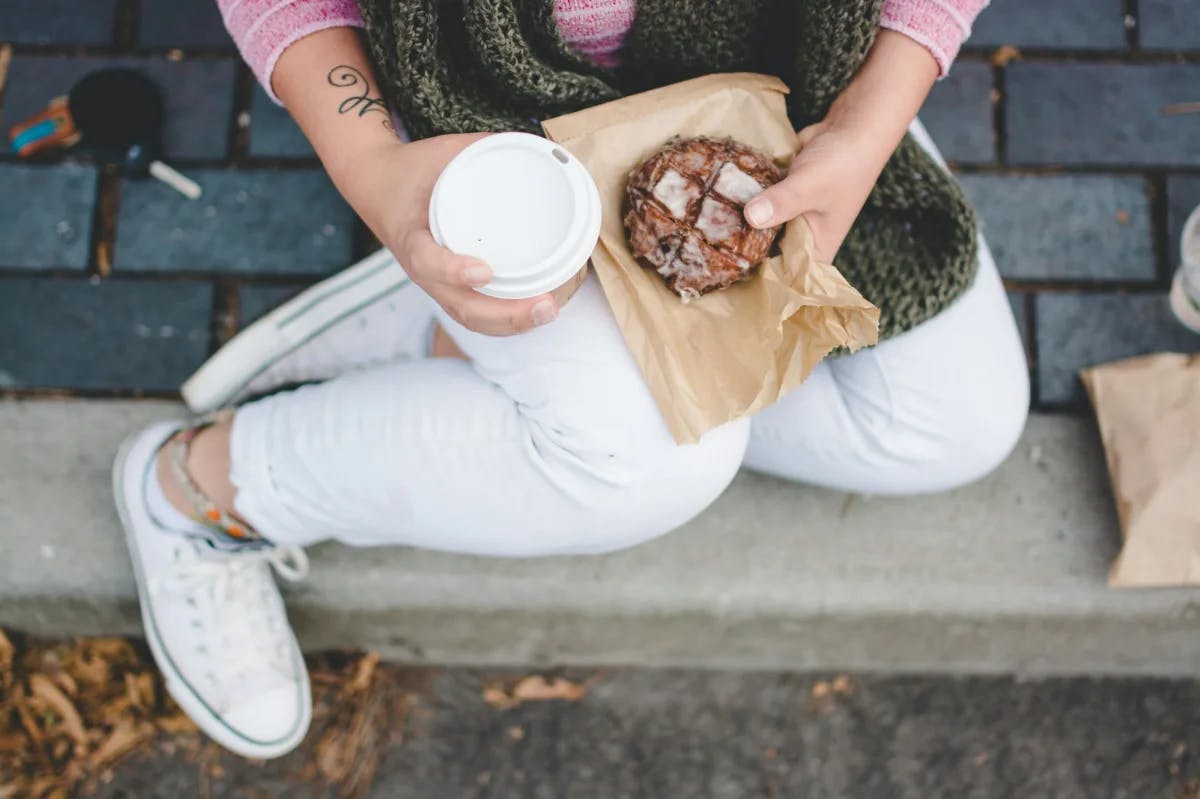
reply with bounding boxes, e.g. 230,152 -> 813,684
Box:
624,137 -> 784,300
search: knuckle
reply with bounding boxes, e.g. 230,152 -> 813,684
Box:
453,258 -> 476,285
446,300 -> 468,325
509,309 -> 531,334
457,304 -> 481,332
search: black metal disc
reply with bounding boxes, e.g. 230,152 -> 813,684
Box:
68,68 -> 165,165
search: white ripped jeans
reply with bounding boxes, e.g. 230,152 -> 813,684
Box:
228,126 -> 1030,557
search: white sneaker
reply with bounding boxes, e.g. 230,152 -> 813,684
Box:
113,422 -> 312,759
182,248 -> 437,414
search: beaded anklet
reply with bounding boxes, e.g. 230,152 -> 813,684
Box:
167,412 -> 266,546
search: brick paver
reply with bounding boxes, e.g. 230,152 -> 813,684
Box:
1167,175 -> 1200,271
239,284 -> 307,325
138,0 -> 234,50
0,3 -> 1196,399
0,277 -> 212,391
248,87 -> 316,159
969,0 -> 1128,50
114,170 -> 354,275
1006,62 -> 1200,167
960,174 -> 1155,282
1036,292 -> 1197,405
0,0 -> 117,46
3,56 -> 237,161
1138,0 -> 1200,50
919,61 -> 994,164
0,164 -> 98,271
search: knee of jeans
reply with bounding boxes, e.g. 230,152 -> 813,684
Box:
932,366 -> 1030,491
546,418 -> 751,556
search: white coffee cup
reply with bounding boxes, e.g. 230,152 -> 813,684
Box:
1169,203 -> 1200,332
429,132 -> 602,307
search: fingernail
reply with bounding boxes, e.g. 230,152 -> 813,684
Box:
745,198 -> 773,228
464,265 -> 491,286
531,300 -> 557,327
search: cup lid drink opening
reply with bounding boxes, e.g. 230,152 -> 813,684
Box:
429,132 -> 602,299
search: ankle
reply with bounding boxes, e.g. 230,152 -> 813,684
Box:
156,443 -> 196,520
186,419 -> 239,512
157,417 -> 262,544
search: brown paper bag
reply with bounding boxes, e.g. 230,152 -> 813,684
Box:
1081,352 -> 1200,587
542,73 -> 879,444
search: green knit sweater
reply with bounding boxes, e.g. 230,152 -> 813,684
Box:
356,0 -> 979,340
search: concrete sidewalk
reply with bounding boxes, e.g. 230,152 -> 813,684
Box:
4,398 -> 1200,677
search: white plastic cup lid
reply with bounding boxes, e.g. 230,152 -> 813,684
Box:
428,132 -> 602,299
1182,203 -> 1200,270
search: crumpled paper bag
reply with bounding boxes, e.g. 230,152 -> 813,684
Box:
542,73 -> 879,444
1081,352 -> 1200,587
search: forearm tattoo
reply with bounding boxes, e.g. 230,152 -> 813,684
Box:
327,65 -> 393,131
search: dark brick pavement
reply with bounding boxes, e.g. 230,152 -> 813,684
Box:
1,1 -> 1197,404
95,667 -> 1200,799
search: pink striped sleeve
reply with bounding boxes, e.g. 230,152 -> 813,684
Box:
880,0 -> 989,76
217,0 -> 365,104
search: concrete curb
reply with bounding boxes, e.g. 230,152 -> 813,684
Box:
4,398 -> 1200,676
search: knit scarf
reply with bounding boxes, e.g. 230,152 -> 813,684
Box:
356,0 -> 979,341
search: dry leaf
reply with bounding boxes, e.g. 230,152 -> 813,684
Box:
101,696 -> 135,722
316,732 -> 353,782
348,652 -> 380,693
27,777 -> 67,799
481,686 -> 518,711
84,639 -> 135,662
483,676 -> 590,710
29,674 -> 88,748
14,692 -> 47,757
53,672 -> 78,699
0,733 -> 30,752
157,713 -> 198,734
512,676 -> 587,703
1162,102 -> 1200,117
125,672 -> 155,709
4,638 -> 423,799
0,629 -> 13,676
990,45 -> 1021,66
0,46 -> 11,100
89,719 -> 153,769
38,651 -> 64,679
831,675 -> 854,697
69,654 -> 109,688
1116,210 -> 1131,224
309,672 -> 345,686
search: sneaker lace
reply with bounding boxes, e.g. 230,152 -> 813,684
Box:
151,544 -> 310,706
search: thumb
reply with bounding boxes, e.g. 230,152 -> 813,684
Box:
743,169 -> 816,230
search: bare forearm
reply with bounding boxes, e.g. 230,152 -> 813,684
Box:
272,27 -> 399,191
821,29 -> 940,165
746,29 -> 942,256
